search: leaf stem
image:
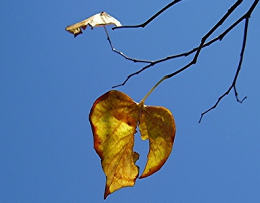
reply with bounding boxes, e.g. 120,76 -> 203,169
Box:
140,76 -> 167,105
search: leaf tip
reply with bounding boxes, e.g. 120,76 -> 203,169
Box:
139,156 -> 168,179
104,185 -> 110,199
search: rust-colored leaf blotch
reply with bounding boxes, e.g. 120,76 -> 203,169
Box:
139,106 -> 176,178
89,90 -> 140,199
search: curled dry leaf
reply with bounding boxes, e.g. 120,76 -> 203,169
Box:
65,11 -> 122,37
89,90 -> 176,199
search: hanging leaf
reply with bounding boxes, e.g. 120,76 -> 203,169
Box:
89,91 -> 140,199
65,11 -> 122,37
138,106 -> 176,178
89,90 -> 176,199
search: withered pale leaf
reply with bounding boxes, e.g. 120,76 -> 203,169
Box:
138,106 -> 176,179
89,90 -> 140,199
65,11 -> 122,37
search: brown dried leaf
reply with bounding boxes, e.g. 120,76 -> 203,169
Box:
65,11 -> 122,37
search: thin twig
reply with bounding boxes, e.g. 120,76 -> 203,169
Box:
103,26 -> 152,63
198,17 -> 250,123
198,0 -> 259,122
113,0 -> 245,88
112,13 -> 246,88
111,0 -> 259,121
113,0 -> 182,30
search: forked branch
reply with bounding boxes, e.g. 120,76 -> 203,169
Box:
199,17 -> 250,123
103,26 -> 152,63
112,13 -> 246,88
111,0 -> 259,121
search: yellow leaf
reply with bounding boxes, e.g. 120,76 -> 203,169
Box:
89,90 -> 140,199
139,106 -> 176,178
89,90 -> 176,198
65,11 -> 122,37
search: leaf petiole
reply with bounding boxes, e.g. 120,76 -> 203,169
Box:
140,76 -> 167,105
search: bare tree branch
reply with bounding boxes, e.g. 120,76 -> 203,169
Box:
198,0 -> 259,122
112,13 -> 246,88
164,0 -> 244,77
109,0 -> 259,121
199,17 -> 250,122
113,0 -> 249,88
113,0 -> 182,30
103,26 -> 152,63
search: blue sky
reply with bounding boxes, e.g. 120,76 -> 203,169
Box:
1,1 -> 260,202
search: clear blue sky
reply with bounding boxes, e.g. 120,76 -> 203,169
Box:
1,1 -> 260,202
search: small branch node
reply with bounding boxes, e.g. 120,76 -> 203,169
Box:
237,96 -> 247,103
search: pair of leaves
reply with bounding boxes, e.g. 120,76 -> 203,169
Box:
65,12 -> 122,37
89,90 -> 176,199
